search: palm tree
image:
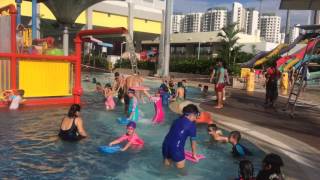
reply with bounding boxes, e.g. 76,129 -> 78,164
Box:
217,23 -> 242,67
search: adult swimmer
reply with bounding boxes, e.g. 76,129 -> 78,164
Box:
112,72 -> 125,103
162,104 -> 200,169
59,104 -> 88,141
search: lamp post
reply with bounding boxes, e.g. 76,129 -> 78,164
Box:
197,42 -> 201,60
229,46 -> 233,67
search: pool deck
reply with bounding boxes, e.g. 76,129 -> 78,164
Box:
199,88 -> 320,180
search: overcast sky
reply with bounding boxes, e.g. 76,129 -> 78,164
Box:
173,0 -> 312,29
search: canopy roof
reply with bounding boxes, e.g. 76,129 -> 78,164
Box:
25,0 -> 124,25
279,0 -> 320,10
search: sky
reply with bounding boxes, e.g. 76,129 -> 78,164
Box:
173,0 -> 312,29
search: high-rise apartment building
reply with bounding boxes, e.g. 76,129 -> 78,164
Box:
260,13 -> 281,43
202,7 -> 227,32
231,2 -> 247,31
245,8 -> 259,36
289,24 -> 300,43
171,14 -> 185,33
181,13 -> 203,33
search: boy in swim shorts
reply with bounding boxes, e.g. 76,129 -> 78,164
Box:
109,121 -> 144,151
229,131 -> 252,157
208,124 -> 228,143
162,104 -> 200,169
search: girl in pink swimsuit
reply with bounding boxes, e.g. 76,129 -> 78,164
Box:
104,84 -> 115,110
109,121 -> 144,151
145,90 -> 165,124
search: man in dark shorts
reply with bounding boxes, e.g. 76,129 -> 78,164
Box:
265,62 -> 281,107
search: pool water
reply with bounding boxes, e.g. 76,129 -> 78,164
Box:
0,73 -> 265,179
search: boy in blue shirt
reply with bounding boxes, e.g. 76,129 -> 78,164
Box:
229,131 -> 252,157
162,104 -> 200,169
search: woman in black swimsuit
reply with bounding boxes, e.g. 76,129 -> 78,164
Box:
59,104 -> 88,141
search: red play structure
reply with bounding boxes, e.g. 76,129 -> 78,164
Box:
0,4 -> 128,108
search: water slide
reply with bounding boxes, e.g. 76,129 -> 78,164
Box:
253,44 -> 287,67
241,34 -> 308,68
278,40 -> 317,72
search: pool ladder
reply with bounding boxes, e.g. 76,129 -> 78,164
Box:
285,63 -> 308,118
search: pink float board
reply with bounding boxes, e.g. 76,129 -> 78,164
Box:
185,151 -> 205,163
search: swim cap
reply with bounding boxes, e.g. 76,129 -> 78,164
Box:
127,121 -> 136,129
128,88 -> 135,94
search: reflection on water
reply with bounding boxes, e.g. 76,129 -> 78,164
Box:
0,73 -> 265,179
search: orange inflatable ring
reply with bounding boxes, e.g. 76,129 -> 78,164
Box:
196,111 -> 213,124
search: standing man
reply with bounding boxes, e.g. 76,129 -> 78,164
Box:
265,62 -> 281,107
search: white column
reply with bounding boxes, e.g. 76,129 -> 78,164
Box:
86,7 -> 93,30
63,26 -> 69,56
128,1 -> 134,39
163,0 -> 173,77
158,10 -> 165,76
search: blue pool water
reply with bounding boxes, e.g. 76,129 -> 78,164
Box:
0,73 -> 265,179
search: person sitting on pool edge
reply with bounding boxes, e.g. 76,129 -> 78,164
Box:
229,131 -> 252,157
162,104 -> 200,169
208,124 -> 228,143
59,104 -> 88,141
3,89 -> 25,110
109,121 -> 144,151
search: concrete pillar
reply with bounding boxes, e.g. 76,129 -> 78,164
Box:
63,26 -> 69,56
285,10 -> 290,44
31,0 -> 37,40
86,7 -> 93,30
313,10 -> 320,25
85,8 -> 93,55
158,10 -> 165,76
163,0 -> 173,77
36,4 -> 40,39
128,2 -> 134,39
16,0 -> 22,25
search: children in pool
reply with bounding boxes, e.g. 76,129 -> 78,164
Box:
127,88 -> 139,121
104,83 -> 115,110
229,131 -> 252,157
144,90 -> 165,124
109,121 -> 144,151
162,104 -> 200,169
208,124 -> 228,143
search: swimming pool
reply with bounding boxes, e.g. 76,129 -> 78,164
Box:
0,73 -> 265,179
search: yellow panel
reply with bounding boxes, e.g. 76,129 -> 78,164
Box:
134,18 -> 161,34
75,11 -> 86,24
39,3 -> 56,20
92,11 -> 128,28
19,60 -> 71,97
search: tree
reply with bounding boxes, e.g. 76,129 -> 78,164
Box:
217,23 -> 242,67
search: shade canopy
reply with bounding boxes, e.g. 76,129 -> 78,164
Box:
25,0 -> 124,25
279,0 -> 320,10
